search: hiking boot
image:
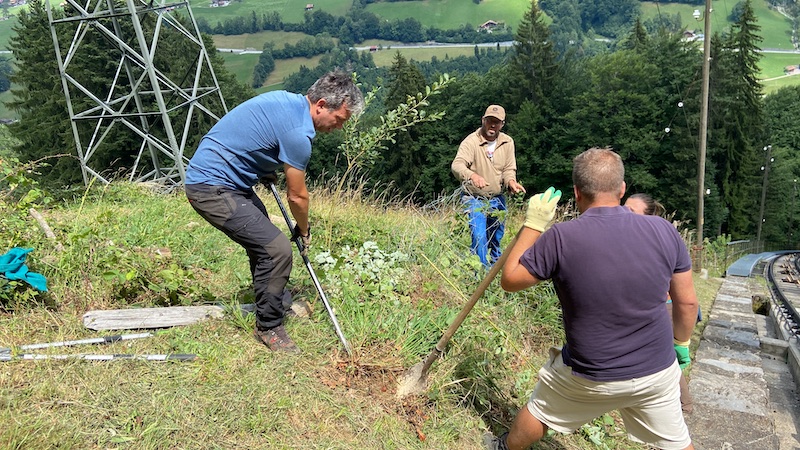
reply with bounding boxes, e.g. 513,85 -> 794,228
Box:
253,325 -> 300,353
483,432 -> 510,450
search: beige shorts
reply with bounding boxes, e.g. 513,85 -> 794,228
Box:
527,347 -> 691,450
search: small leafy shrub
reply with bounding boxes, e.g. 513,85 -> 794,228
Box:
101,256 -> 213,306
580,414 -> 624,449
0,278 -> 46,311
313,241 -> 410,302
0,156 -> 52,247
81,238 -> 211,306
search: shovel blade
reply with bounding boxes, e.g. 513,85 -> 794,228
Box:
396,360 -> 428,399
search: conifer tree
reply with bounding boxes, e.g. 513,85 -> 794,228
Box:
374,52 -> 428,199
618,17 -> 648,50
6,0 -> 77,183
708,0 -> 765,238
508,0 -> 558,111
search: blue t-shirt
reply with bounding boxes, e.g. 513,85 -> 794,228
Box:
520,206 -> 692,381
185,91 -> 315,190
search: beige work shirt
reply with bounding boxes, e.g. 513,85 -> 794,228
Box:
451,128 -> 518,198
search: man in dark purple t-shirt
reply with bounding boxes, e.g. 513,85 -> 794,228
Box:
487,148 -> 698,450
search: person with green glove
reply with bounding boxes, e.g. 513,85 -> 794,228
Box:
625,192 -> 697,414
486,148 -> 699,450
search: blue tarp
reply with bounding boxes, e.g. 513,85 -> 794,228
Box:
0,247 -> 48,291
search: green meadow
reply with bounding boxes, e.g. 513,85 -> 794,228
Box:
367,46 -> 477,66
217,51 -> 260,83
640,0 -> 793,49
364,0 -> 530,30
760,52 -> 800,95
760,52 -> 800,78
763,75 -> 800,95
640,1 -> 732,33
212,30 -> 314,50
0,89 -> 13,119
187,0 -> 352,25
749,0 -> 794,50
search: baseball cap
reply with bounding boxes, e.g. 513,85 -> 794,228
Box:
483,105 -> 505,121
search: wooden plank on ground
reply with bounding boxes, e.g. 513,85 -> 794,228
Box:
83,305 -> 229,330
81,302 -> 310,331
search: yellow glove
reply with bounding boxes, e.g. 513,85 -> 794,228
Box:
524,187 -> 562,232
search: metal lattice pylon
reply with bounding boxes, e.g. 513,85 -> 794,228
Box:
45,0 -> 228,187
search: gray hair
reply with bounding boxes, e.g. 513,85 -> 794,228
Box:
572,147 -> 624,201
307,70 -> 365,116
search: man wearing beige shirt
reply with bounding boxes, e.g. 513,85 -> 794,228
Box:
451,105 -> 525,266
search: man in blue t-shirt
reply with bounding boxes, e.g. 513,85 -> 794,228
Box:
184,71 -> 364,353
486,148 -> 698,450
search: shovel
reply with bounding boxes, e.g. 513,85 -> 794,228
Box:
267,182 -> 353,356
396,231 -> 520,399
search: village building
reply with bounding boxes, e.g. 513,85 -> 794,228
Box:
784,65 -> 800,75
479,20 -> 498,32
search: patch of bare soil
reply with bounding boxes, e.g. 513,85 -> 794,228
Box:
317,344 -> 434,441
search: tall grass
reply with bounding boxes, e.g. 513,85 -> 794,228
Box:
0,167 -> 722,449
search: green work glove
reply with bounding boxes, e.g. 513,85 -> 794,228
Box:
523,187 -> 562,232
674,343 -> 691,370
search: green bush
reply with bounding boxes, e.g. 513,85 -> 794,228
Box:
0,156 -> 52,310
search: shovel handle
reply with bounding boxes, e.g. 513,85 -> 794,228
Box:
419,230 -> 521,374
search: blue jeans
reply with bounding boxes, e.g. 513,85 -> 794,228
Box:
462,194 -> 506,266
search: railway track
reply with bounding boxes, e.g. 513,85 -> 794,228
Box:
766,253 -> 800,338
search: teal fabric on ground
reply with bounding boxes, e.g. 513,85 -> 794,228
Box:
0,247 -> 48,291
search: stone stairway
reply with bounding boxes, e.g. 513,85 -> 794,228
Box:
685,276 -> 800,450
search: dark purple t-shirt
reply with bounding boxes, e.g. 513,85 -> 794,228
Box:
520,206 -> 692,381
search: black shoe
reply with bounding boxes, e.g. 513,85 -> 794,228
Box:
253,325 -> 300,353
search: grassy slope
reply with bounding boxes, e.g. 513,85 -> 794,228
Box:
0,181 -> 722,449
363,0 -> 530,30
640,0 -> 793,49
760,53 -> 800,95
187,0 -> 353,25
0,89 -> 13,118
369,46 -> 476,66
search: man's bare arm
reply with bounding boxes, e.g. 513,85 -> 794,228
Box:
284,164 -> 310,235
500,227 -> 542,292
669,270 -> 699,343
